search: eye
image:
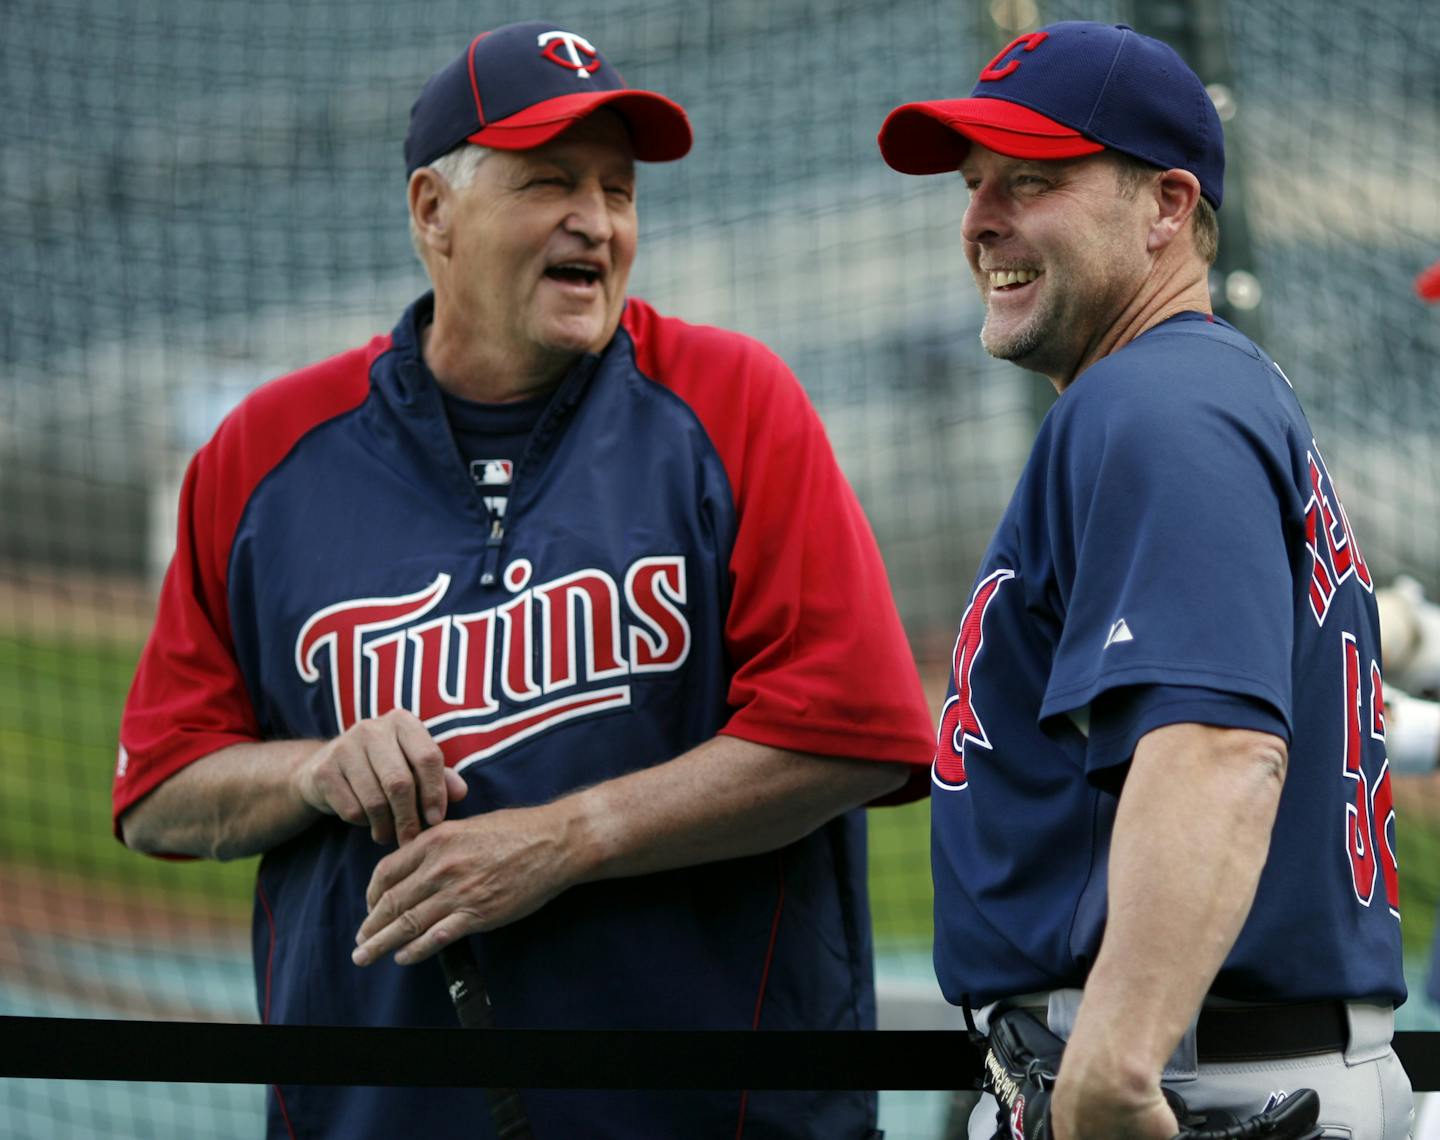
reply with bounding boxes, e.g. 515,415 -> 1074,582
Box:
605,184 -> 635,202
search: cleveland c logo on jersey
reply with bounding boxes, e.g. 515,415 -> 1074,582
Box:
934,568 -> 1014,791
295,557 -> 689,770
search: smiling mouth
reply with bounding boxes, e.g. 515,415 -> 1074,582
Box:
545,263 -> 603,286
988,269 -> 1040,291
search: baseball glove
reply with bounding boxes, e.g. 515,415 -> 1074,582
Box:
981,1007 -> 1325,1140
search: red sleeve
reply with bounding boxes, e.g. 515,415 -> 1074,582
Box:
623,301 -> 934,799
112,338 -> 386,835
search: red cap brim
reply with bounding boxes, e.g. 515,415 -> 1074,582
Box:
469,89 -> 692,162
1417,259 -> 1440,303
878,98 -> 1104,175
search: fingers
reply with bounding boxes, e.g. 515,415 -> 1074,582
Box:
354,831 -> 476,967
353,892 -> 470,967
364,836 -> 421,913
297,752 -> 368,829
370,715 -> 432,844
352,884 -> 437,967
353,810 -> 569,968
354,744 -> 407,845
391,712 -> 452,830
296,710 -> 460,845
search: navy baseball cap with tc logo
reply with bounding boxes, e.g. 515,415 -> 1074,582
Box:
404,21 -> 693,175
877,21 -> 1225,208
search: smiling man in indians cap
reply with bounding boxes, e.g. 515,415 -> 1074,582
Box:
879,20 -> 1413,1140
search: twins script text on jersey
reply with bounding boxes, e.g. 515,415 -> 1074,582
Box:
296,558 -> 689,768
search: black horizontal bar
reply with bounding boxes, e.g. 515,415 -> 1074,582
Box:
0,1018 -> 978,1090
3,1018 -> 1436,1092
1397,1031 -> 1440,1092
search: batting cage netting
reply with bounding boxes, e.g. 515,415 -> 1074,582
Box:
3,0 -> 1439,1136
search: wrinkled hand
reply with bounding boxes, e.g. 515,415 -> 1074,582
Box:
351,805 -> 576,966
1049,1058 -> 1179,1140
293,709 -> 468,846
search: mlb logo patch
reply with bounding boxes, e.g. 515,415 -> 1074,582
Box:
471,459 -> 514,486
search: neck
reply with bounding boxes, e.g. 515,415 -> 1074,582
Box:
421,298 -> 574,405
1049,256 -> 1213,394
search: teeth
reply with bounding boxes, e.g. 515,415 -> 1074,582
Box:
988,269 -> 1039,288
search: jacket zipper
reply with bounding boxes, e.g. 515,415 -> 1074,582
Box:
471,354 -> 594,589
480,515 -> 505,587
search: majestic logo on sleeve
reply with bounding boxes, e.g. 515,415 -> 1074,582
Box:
934,568 -> 1014,791
295,557 -> 689,770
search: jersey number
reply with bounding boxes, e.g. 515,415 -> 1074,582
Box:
1342,632 -> 1398,916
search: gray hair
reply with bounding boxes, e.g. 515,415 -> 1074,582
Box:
409,144 -> 493,265
1109,151 -> 1219,266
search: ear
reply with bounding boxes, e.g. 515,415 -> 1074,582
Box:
1147,169 -> 1202,254
408,168 -> 452,257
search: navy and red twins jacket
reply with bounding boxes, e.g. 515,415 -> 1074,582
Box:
115,293 -> 934,1139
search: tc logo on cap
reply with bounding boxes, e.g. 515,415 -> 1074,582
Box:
538,30 -> 599,78
404,20 -> 693,173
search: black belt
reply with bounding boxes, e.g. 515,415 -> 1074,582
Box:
1195,1001 -> 1350,1061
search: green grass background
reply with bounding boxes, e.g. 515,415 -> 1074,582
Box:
0,634 -> 257,914
3,631 -> 1436,964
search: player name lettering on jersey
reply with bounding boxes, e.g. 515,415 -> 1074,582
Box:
294,556 -> 690,769
1304,443 -> 1372,626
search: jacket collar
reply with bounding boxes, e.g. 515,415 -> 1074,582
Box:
386,291 -> 609,409
372,291 -> 617,513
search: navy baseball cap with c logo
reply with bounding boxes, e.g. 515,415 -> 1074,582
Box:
877,21 -> 1225,208
404,21 -> 692,175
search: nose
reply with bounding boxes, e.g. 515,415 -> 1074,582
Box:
960,181 -> 1008,246
564,180 -> 615,245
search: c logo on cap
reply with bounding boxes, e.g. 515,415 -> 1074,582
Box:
538,30 -> 600,78
978,31 -> 1048,82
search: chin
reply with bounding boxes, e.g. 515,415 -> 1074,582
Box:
544,315 -> 619,356
981,322 -> 1039,362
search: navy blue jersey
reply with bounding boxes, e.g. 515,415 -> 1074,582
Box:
931,313 -> 1403,1009
116,293 -> 934,1139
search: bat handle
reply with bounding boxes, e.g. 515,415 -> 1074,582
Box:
439,942 -> 497,1029
438,941 -> 536,1139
